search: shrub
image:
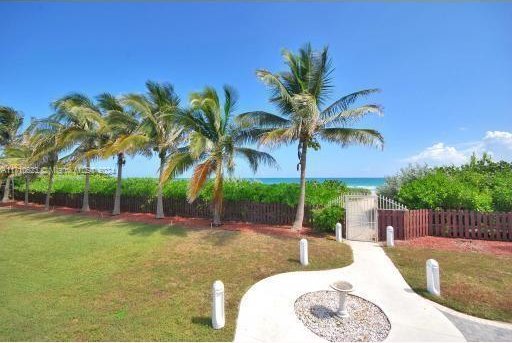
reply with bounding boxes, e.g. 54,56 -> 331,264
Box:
491,175 -> 512,212
16,175 -> 349,207
311,205 -> 345,232
396,155 -> 512,212
378,164 -> 430,200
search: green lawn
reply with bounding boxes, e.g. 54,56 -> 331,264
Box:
385,246 -> 512,323
0,208 -> 352,341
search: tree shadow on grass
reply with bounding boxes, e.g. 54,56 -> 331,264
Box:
203,230 -> 240,246
191,316 -> 212,328
3,209 -> 98,228
1,208 -> 51,220
128,224 -> 188,237
2,208 -> 189,236
43,213 -> 110,229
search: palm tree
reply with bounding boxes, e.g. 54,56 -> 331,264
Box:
122,81 -> 184,219
1,131 -> 35,205
164,86 -> 277,226
52,94 -> 109,212
27,118 -> 64,211
0,152 -> 18,203
239,44 -> 384,230
0,106 -> 23,203
0,106 -> 23,147
97,93 -> 149,216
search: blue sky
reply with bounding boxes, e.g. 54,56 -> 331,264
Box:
1,2 -> 511,178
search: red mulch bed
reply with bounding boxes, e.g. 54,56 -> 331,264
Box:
396,236 -> 512,256
0,201 -> 314,239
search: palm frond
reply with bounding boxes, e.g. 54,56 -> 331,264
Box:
259,127 -> 298,147
0,106 -> 23,146
106,110 -> 139,132
319,128 -> 384,149
321,104 -> 383,127
188,131 -> 208,159
67,105 -> 106,126
256,69 -> 293,107
321,89 -> 381,119
146,80 -> 180,109
54,126 -> 88,150
310,46 -> 334,105
96,93 -> 123,112
236,111 -> 290,128
190,87 -> 222,133
122,94 -> 153,118
282,48 -> 307,93
161,151 -> 196,184
222,85 -> 238,131
232,127 -> 272,146
187,158 -> 215,202
235,147 -> 278,173
103,134 -> 149,157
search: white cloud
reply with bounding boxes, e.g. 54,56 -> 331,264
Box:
405,143 -> 468,166
404,130 -> 512,166
480,131 -> 512,161
483,131 -> 512,149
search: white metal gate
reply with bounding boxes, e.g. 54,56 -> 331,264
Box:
344,194 -> 378,241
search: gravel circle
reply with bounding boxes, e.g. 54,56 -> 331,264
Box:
294,291 -> 391,342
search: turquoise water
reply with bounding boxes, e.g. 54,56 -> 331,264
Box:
244,177 -> 385,189
173,177 -> 385,189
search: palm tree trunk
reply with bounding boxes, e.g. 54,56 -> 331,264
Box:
24,175 -> 29,206
11,176 -> 15,201
45,165 -> 55,211
2,174 -> 13,203
82,159 -> 91,212
112,153 -> 123,216
212,162 -> 224,226
156,156 -> 165,219
292,141 -> 308,230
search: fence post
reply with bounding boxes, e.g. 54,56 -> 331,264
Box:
212,280 -> 225,329
426,259 -> 440,296
386,226 -> 394,247
335,222 -> 342,242
300,239 -> 309,266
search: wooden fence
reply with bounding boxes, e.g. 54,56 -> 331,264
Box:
12,191 -> 511,239
431,210 -> 512,241
378,209 -> 512,242
378,210 -> 406,241
13,191 -> 310,226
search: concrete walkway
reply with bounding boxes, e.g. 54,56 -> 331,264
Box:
426,299 -> 512,342
234,240 -> 465,342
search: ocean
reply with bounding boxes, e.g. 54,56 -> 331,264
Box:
243,177 -> 385,190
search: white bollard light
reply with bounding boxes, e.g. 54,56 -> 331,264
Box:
335,222 -> 343,242
212,280 -> 225,329
386,226 -> 395,247
426,259 -> 441,296
300,238 -> 309,266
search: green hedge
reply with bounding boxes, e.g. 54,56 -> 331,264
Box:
311,205 -> 345,232
396,155 -> 512,212
17,175 -> 349,207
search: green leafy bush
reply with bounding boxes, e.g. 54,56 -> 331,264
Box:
492,175 -> 512,212
17,175 -> 348,207
378,164 -> 430,199
311,205 -> 345,232
395,155 -> 512,212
